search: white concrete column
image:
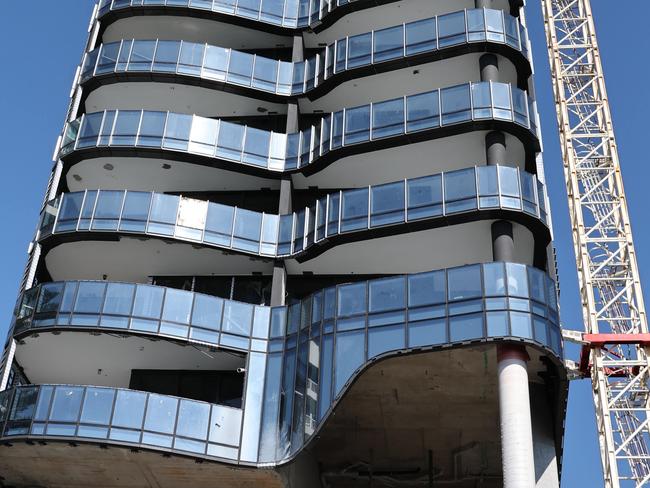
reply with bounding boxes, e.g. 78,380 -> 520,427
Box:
498,344 -> 536,488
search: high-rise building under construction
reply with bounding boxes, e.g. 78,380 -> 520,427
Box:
0,1 -> 567,486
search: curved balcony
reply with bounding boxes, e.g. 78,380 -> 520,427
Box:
60,81 -> 540,192
82,9 -> 530,109
98,0 -> 399,35
38,166 -> 550,282
7,262 -> 562,469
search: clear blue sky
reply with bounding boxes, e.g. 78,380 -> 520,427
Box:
0,2 -> 646,486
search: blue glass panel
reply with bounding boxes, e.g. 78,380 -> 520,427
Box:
162,113 -> 192,151
347,33 -> 372,68
128,40 -> 156,71
112,110 -> 141,145
471,82 -> 492,119
232,208 -> 262,252
227,51 -> 254,86
103,283 -> 135,315
261,0 -> 285,24
243,127 -> 270,167
80,388 -> 115,424
408,270 -> 446,307
368,324 -> 404,358
332,110 -> 344,148
216,121 -> 245,160
153,40 -> 180,72
335,38 -> 347,73
203,45 -> 229,81
252,56 -> 278,92
407,175 -> 442,220
444,168 -> 477,213
408,318 -> 446,347
510,311 -> 532,338
176,399 -> 210,439
74,282 -> 106,314
178,41 -> 204,76
492,82 -> 513,120
91,190 -> 123,230
340,187 -> 368,232
133,285 -> 164,319
441,84 -> 471,124
485,9 -> 505,42
137,111 -> 166,147
120,191 -> 151,232
77,112 -> 104,148
406,17 -> 436,55
406,90 -> 440,132
483,262 -> 506,296
477,165 -> 499,208
162,288 -> 193,324
486,311 -> 509,336
144,394 -> 178,434
337,282 -> 366,317
369,277 -> 405,313
374,25 -> 404,62
205,202 -> 234,246
50,386 -> 84,422
449,313 -> 484,342
55,193 -> 84,232
372,97 -> 404,139
318,334 -> 334,420
344,105 -> 370,145
467,9 -> 486,42
148,193 -> 179,235
222,300 -> 253,336
371,181 -> 405,227
447,265 -> 482,301
438,11 -> 466,47
334,330 -> 364,395
506,263 -> 529,298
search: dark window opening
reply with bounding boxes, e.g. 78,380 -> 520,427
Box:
150,275 -> 272,305
129,369 -> 244,408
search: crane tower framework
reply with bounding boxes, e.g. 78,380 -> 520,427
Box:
542,0 -> 650,485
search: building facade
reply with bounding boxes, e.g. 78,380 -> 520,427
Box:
0,1 -> 566,487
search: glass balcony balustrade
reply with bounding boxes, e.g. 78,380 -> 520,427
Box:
38,165 -> 549,259
82,9 -> 529,98
60,81 -> 539,173
9,262 -> 561,463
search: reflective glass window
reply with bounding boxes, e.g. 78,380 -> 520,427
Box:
205,202 -> 234,247
513,89 -> 528,126
144,394 -> 178,434
499,166 -> 521,209
162,288 -> 193,325
115,39 -> 132,71
334,330 -> 364,394
128,40 -> 156,71
252,56 -> 278,92
214,0 -> 237,13
505,16 -> 520,49
374,25 -> 404,62
277,213 -> 294,255
332,110 -> 344,148
477,165 -> 499,208
189,117 -> 218,156
237,0 -> 262,18
103,283 -> 135,315
216,121 -> 245,160
96,43 -> 120,74
529,267 -> 546,303
438,11 -> 466,47
506,263 -> 529,298
120,191 -> 151,232
277,61 -> 293,95
80,388 -> 115,425
162,113 -> 192,151
441,84 -> 471,124
112,390 -> 146,428
90,190 -> 123,230
371,181 -> 405,226
138,111 -> 166,147
408,270 -> 446,307
227,51 -> 255,86
261,214 -> 279,255
153,41 -> 180,72
112,110 -> 141,145
447,265 -> 482,301
203,46 -> 229,81
191,294 -> 223,330
56,193 -> 84,232
178,41 -> 205,76
485,9 -> 505,43
483,262 -> 506,296
335,38 -> 347,73
148,193 -> 179,235
368,324 -> 404,357
341,187 -> 368,232
36,282 -> 65,314
409,318 -> 446,347
467,9 -> 486,42
444,168 -> 477,213
222,300 -> 253,336
74,282 -> 106,314
243,127 -> 270,167
50,386 -> 84,422
232,208 -> 262,252
176,400 -> 210,439
133,285 -> 164,319
405,17 -> 436,55
261,0 -> 285,24
347,32 -> 372,68
520,172 -> 537,215
449,313 -> 484,341
344,105 -> 370,145
471,82 -> 492,119
337,282 -> 366,317
510,311 -> 532,338
406,90 -> 440,132
77,112 -> 104,148
372,97 -> 404,139
492,83 -> 513,120
98,111 -> 116,145
407,174 -> 443,220
291,61 -> 305,94
369,277 -> 405,313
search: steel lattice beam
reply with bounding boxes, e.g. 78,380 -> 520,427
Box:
542,0 -> 650,485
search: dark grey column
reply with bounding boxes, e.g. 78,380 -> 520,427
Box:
272,34 -> 304,307
509,0 -> 524,17
480,54 -> 515,262
480,53 -> 499,83
475,0 -> 492,8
